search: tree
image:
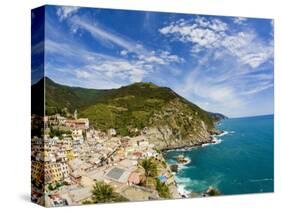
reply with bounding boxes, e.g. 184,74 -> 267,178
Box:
92,181 -> 128,203
140,158 -> 158,185
92,181 -> 114,203
205,186 -> 221,196
156,178 -> 171,198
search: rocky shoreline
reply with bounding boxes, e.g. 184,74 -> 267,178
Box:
159,128 -> 224,198
160,128 -> 223,152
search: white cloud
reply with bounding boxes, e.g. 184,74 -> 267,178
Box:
45,38 -> 184,88
221,31 -> 273,68
43,16 -> 184,88
120,50 -> 128,56
159,18 -> 226,52
56,6 -> 80,21
71,17 -> 145,54
76,70 -> 91,79
73,68 -> 122,89
89,60 -> 152,82
159,17 -> 273,69
233,17 -> 247,25
174,48 -> 273,117
208,18 -> 228,32
70,17 -> 185,66
241,82 -> 273,95
176,67 -> 243,112
32,41 -> 44,55
143,55 -> 165,64
167,17 -> 274,116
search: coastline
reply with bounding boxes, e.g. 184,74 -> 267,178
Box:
161,128 -> 225,198
161,129 -> 224,152
163,115 -> 274,198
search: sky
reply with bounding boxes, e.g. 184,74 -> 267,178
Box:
32,5 -> 274,118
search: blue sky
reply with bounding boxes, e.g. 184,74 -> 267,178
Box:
32,5 -> 274,117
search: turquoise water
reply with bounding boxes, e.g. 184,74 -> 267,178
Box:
164,115 -> 274,196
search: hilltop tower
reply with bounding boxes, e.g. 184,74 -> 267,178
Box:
74,109 -> 77,120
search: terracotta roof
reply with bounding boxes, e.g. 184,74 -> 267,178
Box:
128,172 -> 140,184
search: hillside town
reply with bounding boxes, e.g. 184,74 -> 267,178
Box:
31,110 -> 180,206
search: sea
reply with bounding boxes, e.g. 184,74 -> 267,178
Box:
163,114 -> 274,196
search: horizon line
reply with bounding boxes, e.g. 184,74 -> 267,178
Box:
228,114 -> 274,119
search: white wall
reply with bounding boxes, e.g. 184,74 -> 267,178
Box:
0,0 -> 280,211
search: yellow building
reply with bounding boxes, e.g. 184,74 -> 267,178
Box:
31,161 -> 44,183
44,162 -> 70,184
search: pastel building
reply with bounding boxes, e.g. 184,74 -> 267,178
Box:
44,162 -> 70,184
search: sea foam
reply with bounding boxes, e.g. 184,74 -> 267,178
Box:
174,176 -> 192,197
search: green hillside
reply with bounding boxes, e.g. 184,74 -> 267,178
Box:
44,77 -> 107,115
33,77 -> 222,139
79,82 -> 215,136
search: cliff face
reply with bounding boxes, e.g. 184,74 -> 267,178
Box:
34,77 -> 224,149
143,99 -> 216,150
144,126 -> 212,150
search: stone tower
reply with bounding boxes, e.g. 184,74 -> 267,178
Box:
74,110 -> 77,120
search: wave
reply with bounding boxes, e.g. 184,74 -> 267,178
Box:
177,162 -> 192,170
175,175 -> 192,183
174,175 -> 210,197
207,130 -> 230,147
174,176 -> 192,197
203,136 -> 222,147
177,184 -> 192,197
217,131 -> 229,137
202,143 -> 211,147
166,148 -> 190,152
166,130 -> 231,152
212,137 -> 222,144
249,178 -> 273,183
